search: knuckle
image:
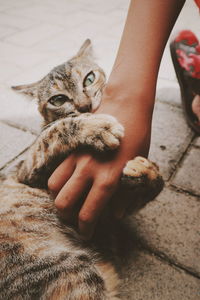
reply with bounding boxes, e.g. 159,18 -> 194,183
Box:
76,166 -> 93,180
98,179 -> 117,193
76,168 -> 88,179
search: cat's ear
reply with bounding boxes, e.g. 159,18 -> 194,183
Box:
76,39 -> 94,59
11,80 -> 41,98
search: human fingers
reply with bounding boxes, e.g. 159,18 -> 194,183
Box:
78,180 -> 117,240
48,154 -> 76,194
54,168 -> 92,222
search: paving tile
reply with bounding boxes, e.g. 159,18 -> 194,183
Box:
0,122 -> 35,169
5,4 -> 54,20
0,61 -> 21,82
0,1 -> 18,12
93,36 -> 120,76
4,23 -> 64,47
126,188 -> 200,277
0,12 -> 38,30
193,137 -> 200,147
34,10 -> 92,28
115,0 -> 130,11
41,0 -> 85,15
62,20 -> 106,43
0,25 -> 16,39
77,9 -> 127,40
82,0 -> 129,14
149,101 -> 194,180
0,0 -> 40,12
32,34 -> 78,57
172,147 -> 200,195
0,41 -> 51,69
156,78 -> 181,107
0,84 -> 42,134
101,8 -> 128,27
6,5 -> 87,28
120,249 -> 200,300
7,55 -> 69,87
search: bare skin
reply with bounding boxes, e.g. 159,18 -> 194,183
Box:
48,0 -> 186,239
192,95 -> 200,124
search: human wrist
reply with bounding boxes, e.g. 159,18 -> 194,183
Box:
101,78 -> 156,118
97,81 -> 153,153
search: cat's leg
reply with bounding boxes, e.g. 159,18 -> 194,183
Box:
17,114 -> 124,187
120,156 -> 164,214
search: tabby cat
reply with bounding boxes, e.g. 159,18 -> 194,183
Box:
0,39 -> 164,300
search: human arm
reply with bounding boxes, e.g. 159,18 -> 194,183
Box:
48,0 -> 186,239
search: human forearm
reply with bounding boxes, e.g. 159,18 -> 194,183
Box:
97,0 -> 186,160
104,0 -> 186,109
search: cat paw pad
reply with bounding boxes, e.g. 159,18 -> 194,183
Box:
123,156 -> 160,181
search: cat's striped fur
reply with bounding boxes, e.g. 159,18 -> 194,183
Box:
0,40 -> 164,299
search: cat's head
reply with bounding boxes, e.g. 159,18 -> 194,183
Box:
12,39 -> 106,125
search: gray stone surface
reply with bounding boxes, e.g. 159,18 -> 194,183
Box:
120,249 -> 200,300
193,137 -> 200,147
149,101 -> 194,180
0,122 -> 35,169
172,147 -> 200,195
156,78 -> 181,107
0,83 -> 42,134
127,188 -> 200,277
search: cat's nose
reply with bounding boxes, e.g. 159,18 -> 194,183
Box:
78,104 -> 92,113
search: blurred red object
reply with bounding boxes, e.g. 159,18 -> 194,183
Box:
175,30 -> 199,46
194,0 -> 200,9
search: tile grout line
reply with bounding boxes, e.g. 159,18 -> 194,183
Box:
138,241 -> 200,280
168,183 -> 200,199
167,134 -> 196,183
0,146 -> 29,171
0,119 -> 38,136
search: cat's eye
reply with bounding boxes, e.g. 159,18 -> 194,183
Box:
83,71 -> 95,87
48,94 -> 70,107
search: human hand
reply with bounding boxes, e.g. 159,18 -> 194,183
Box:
48,87 -> 152,240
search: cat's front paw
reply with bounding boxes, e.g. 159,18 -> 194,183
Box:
122,156 -> 164,197
121,156 -> 164,214
80,114 -> 124,151
123,156 -> 160,182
